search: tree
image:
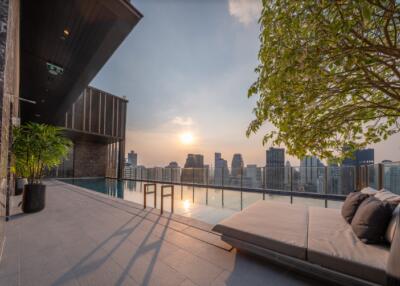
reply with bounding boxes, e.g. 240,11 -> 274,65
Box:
247,0 -> 400,160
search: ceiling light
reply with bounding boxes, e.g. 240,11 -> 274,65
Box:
46,62 -> 63,76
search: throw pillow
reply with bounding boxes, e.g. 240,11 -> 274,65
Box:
341,192 -> 369,223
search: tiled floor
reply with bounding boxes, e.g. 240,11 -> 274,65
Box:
0,180 -> 323,286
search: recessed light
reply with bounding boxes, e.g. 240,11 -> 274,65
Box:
46,62 -> 63,76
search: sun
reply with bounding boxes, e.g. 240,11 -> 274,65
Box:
180,132 -> 194,145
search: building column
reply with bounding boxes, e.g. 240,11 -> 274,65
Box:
117,140 -> 125,179
0,0 -> 20,243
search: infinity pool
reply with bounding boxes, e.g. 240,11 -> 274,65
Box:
59,178 -> 343,224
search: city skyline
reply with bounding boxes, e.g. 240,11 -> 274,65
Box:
126,147 -> 383,169
92,0 -> 400,168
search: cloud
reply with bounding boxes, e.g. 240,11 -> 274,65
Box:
171,116 -> 194,126
228,0 -> 262,25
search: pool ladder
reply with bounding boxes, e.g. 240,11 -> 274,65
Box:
143,183 -> 175,214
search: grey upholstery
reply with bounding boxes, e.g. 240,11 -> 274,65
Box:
387,208 -> 400,286
307,207 -> 389,284
360,187 -> 378,195
386,205 -> 400,244
375,189 -> 400,203
213,200 -> 394,285
212,201 -> 308,259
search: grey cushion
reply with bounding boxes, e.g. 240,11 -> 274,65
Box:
308,207 -> 389,284
341,191 -> 369,223
351,196 -> 394,244
375,189 -> 400,203
386,205 -> 400,244
212,200 -> 308,259
387,208 -> 400,284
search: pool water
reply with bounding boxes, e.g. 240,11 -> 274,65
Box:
59,178 -> 343,224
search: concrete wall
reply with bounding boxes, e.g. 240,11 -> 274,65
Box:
0,0 -> 20,245
73,141 -> 107,177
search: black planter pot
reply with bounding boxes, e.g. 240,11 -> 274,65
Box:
15,178 -> 27,196
22,184 -> 46,213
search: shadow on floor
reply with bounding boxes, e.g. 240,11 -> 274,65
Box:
52,209 -> 173,286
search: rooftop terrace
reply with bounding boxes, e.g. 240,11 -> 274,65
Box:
0,180 -> 323,286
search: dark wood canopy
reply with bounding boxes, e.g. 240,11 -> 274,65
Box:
19,0 -> 142,125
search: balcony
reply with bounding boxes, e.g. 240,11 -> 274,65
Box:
0,180 -> 322,286
1,163 -> 399,285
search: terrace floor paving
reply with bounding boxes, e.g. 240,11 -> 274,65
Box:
0,180 -> 326,286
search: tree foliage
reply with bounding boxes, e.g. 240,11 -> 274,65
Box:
12,123 -> 72,184
248,0 -> 400,159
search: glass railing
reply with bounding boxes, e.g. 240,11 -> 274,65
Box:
123,163 -> 400,196
383,162 -> 400,194
123,165 -> 361,197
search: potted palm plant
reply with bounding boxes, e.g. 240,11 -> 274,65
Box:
12,166 -> 28,196
12,122 -> 72,213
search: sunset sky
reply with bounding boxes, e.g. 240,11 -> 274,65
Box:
91,0 -> 400,167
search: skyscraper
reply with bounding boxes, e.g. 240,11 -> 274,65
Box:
165,162 -> 180,182
384,164 -> 400,194
300,156 -> 325,193
184,154 -> 204,168
342,148 -> 374,192
266,147 -> 285,190
284,161 -> 291,190
342,148 -> 374,167
127,150 -> 138,167
181,154 -> 206,183
214,153 -> 229,185
245,164 -> 261,188
231,153 -> 244,177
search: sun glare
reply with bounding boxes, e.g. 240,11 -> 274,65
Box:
183,199 -> 191,210
180,132 -> 194,145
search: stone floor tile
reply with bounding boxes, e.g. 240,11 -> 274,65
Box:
162,249 -> 224,285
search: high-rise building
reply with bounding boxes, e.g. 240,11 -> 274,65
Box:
342,148 -> 374,192
181,154 -> 206,183
266,147 -> 285,190
231,154 -> 244,177
214,153 -> 229,185
342,148 -> 374,167
300,156 -> 325,193
384,163 -> 400,194
166,161 -> 179,168
284,161 -> 291,190
165,162 -> 181,182
184,154 -> 204,168
245,164 -> 262,188
127,150 -> 138,167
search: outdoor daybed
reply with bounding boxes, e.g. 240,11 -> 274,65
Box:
212,192 -> 400,286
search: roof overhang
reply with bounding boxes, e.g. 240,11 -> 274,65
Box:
20,0 -> 142,125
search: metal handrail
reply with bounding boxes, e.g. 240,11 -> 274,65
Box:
160,185 -> 174,214
144,183 -> 156,209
